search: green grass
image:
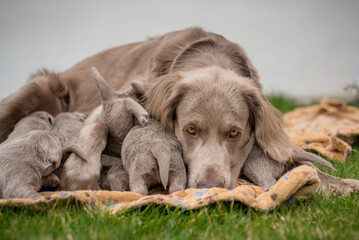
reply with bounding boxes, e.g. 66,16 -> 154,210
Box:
1,95 -> 359,240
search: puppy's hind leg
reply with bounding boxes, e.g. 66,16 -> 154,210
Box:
167,152 -> 186,194
129,163 -> 148,195
123,98 -> 149,126
107,162 -> 130,191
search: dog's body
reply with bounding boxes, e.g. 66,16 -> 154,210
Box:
121,119 -> 186,195
1,28 -> 358,195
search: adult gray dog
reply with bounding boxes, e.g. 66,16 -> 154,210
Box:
0,27 -> 358,195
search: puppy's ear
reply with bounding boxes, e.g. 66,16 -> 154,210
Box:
242,84 -> 296,163
145,73 -> 187,131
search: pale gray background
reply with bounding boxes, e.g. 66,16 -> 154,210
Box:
1,0 -> 358,101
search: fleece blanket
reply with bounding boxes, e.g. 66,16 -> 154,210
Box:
284,99 -> 359,162
0,166 -> 318,212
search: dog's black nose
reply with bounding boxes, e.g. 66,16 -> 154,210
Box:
197,181 -> 224,188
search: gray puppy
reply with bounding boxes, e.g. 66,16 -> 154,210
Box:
52,112 -> 86,146
0,130 -> 62,199
49,112 -> 86,183
91,67 -> 149,157
6,111 -> 53,141
60,121 -> 108,191
121,119 -> 187,195
242,144 -> 336,191
3,110 -> 62,189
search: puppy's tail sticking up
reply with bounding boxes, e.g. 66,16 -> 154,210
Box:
151,141 -> 170,190
91,67 -> 114,102
293,150 -> 335,170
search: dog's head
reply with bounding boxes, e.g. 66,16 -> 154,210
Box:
146,67 -> 295,189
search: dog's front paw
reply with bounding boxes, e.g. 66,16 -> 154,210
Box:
323,178 -> 359,196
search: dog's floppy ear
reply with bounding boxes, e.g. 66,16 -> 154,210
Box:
152,37 -> 216,77
145,73 -> 188,131
242,84 -> 296,163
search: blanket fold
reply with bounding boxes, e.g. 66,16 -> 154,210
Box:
284,99 -> 359,162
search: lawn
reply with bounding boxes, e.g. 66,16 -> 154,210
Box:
0,96 -> 358,240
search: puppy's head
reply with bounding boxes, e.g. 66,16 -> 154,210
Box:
146,67 -> 295,189
8,111 -> 54,140
52,112 -> 86,144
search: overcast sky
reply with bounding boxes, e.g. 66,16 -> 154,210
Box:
0,0 -> 358,101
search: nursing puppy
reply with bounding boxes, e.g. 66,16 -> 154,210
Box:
60,121 -> 108,190
121,119 -> 186,195
3,110 -> 61,189
243,144 -> 336,191
1,28 -> 358,195
47,111 -> 86,183
52,112 -> 86,146
0,130 -> 62,199
91,67 -> 149,157
6,111 -> 53,142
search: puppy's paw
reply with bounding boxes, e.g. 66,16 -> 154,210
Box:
131,185 -> 148,195
139,113 -> 149,126
74,112 -> 86,121
168,184 -> 185,195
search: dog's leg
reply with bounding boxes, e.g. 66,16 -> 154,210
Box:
303,162 -> 359,196
242,144 -> 283,191
316,170 -> 359,196
3,184 -> 42,200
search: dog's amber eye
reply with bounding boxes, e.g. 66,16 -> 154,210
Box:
229,129 -> 240,138
186,127 -> 196,136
